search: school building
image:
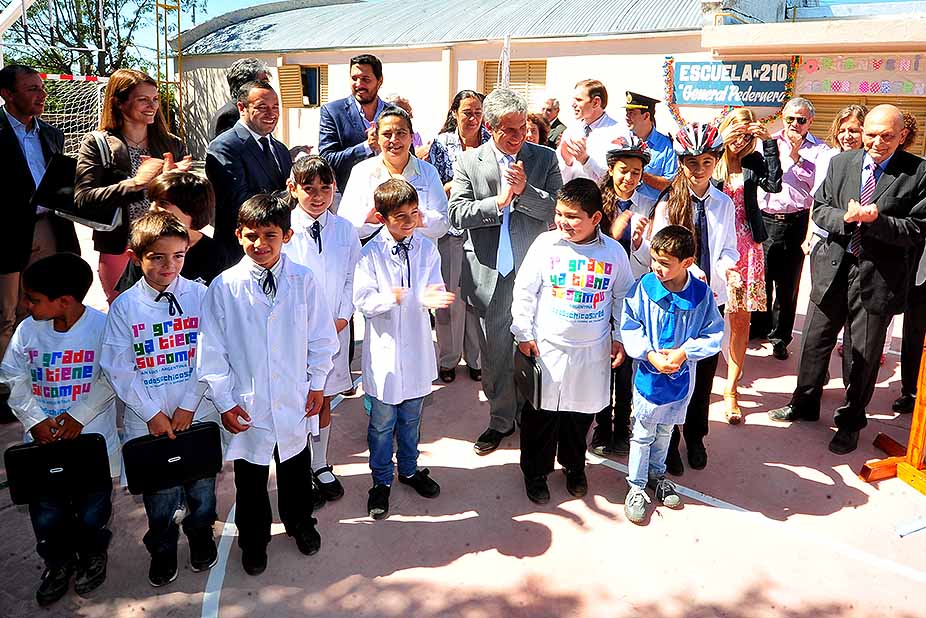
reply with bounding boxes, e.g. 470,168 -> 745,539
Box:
175,0 -> 926,157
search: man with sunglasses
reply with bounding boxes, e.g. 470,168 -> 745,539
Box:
752,98 -> 829,360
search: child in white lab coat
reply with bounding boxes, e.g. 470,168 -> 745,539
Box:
511,178 -> 634,505
283,155 -> 361,505
0,254 -> 118,605
100,211 -> 218,587
354,178 -> 455,520
197,194 -> 338,576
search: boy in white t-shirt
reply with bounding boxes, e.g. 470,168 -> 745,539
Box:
0,254 -> 118,606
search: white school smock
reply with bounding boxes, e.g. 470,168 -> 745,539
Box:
338,155 -> 450,241
557,113 -> 633,184
101,276 -> 214,443
510,230 -> 634,413
354,227 -> 444,405
634,184 -> 739,306
197,255 -> 338,465
0,308 -> 121,476
284,208 -> 362,395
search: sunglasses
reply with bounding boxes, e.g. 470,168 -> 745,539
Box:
784,116 -> 808,126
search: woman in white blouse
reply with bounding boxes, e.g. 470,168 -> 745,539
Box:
339,107 -> 449,242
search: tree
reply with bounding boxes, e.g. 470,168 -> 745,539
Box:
1,0 -> 207,75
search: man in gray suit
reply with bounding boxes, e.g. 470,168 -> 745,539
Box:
449,89 -> 563,454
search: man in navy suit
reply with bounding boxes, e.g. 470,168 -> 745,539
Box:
206,80 -> 293,255
0,65 -> 79,423
318,54 -> 387,193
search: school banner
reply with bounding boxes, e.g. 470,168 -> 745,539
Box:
672,60 -> 794,107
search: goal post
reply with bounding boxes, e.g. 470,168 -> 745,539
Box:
39,74 -> 109,156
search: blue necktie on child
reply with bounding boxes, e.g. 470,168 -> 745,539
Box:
496,154 -> 515,277
392,238 -> 413,287
693,196 -> 711,284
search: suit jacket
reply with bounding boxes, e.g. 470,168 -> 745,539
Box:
318,95 -> 379,191
0,108 -> 79,273
448,141 -> 563,312
210,99 -> 240,140
74,130 -> 186,254
205,121 -> 292,253
811,148 -> 926,314
710,138 -> 782,244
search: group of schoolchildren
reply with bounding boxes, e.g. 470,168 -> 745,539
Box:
2,122 -> 738,606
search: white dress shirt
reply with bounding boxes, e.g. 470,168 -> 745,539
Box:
339,154 -> 450,241
353,228 -> 444,405
557,112 -> 633,184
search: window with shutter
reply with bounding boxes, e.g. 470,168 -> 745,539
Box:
278,64 -> 329,108
803,94 -> 926,156
482,60 -> 547,111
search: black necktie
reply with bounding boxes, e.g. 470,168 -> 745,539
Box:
154,291 -> 183,316
261,268 -> 276,299
259,136 -> 278,171
693,196 -> 712,284
392,239 -> 413,287
310,220 -> 322,253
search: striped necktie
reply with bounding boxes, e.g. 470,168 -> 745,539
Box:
849,163 -> 878,257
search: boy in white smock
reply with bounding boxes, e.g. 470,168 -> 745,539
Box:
100,211 -> 219,587
355,179 -> 455,521
511,178 -> 634,504
0,254 -> 118,605
283,155 -> 361,504
197,194 -> 338,576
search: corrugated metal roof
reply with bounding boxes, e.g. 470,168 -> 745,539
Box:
182,0 -> 702,55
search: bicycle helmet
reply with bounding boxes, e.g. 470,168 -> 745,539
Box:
606,134 -> 652,166
673,122 -> 724,157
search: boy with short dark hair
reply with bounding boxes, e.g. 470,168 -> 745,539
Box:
0,253 -> 118,605
101,211 -> 219,587
198,194 -> 338,576
619,225 -> 723,524
354,178 -> 455,520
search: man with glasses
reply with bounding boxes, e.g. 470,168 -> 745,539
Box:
753,97 -> 829,360
206,81 -> 292,255
449,89 -> 562,456
541,97 -> 566,148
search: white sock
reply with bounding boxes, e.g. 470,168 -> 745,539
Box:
312,425 -> 335,483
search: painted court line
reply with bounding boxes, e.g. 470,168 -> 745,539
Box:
201,376 -> 363,618
589,455 -> 926,583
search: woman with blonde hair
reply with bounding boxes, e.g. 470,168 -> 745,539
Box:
74,68 -> 190,302
712,108 -> 782,423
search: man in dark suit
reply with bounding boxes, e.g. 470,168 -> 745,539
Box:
769,105 -> 926,454
541,97 -> 566,148
209,58 -> 270,140
449,88 -> 563,457
0,64 -> 79,422
206,81 -> 292,255
318,54 -> 386,193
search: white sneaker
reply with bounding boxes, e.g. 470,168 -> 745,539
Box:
624,485 -> 650,524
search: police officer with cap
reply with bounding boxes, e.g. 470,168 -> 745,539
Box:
624,91 -> 678,202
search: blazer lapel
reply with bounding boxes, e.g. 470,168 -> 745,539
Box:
1,109 -> 33,188
516,143 -> 534,183
848,149 -> 864,203
478,143 -> 500,197
871,154 -> 900,205
346,98 -> 367,137
238,124 -> 280,184
37,118 -> 61,160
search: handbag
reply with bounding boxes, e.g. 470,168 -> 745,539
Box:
122,422 -> 223,495
514,347 -> 542,411
4,433 -> 111,505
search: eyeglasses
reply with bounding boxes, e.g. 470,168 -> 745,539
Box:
784,116 -> 808,126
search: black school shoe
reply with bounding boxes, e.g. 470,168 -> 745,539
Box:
828,429 -> 860,455
148,551 -> 178,587
524,475 -> 550,504
467,366 -> 482,382
398,468 -> 441,498
74,552 -> 107,595
36,562 -> 74,606
687,441 -> 708,470
473,427 -> 515,455
287,522 -> 321,556
589,425 -> 612,456
313,466 -> 345,502
189,531 -> 218,572
368,484 -> 391,520
892,394 -> 916,414
241,546 -> 267,576
563,468 -> 588,498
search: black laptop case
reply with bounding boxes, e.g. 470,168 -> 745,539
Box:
514,348 -> 543,411
122,421 -> 223,495
4,433 -> 111,505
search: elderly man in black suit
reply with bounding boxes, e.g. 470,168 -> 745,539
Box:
0,64 -> 79,422
769,105 -> 926,454
206,81 -> 292,255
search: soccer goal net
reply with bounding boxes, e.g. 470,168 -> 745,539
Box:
40,74 -> 108,156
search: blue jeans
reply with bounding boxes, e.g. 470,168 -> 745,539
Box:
367,396 -> 424,486
142,476 -> 217,556
627,417 -> 674,489
29,487 -> 113,569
